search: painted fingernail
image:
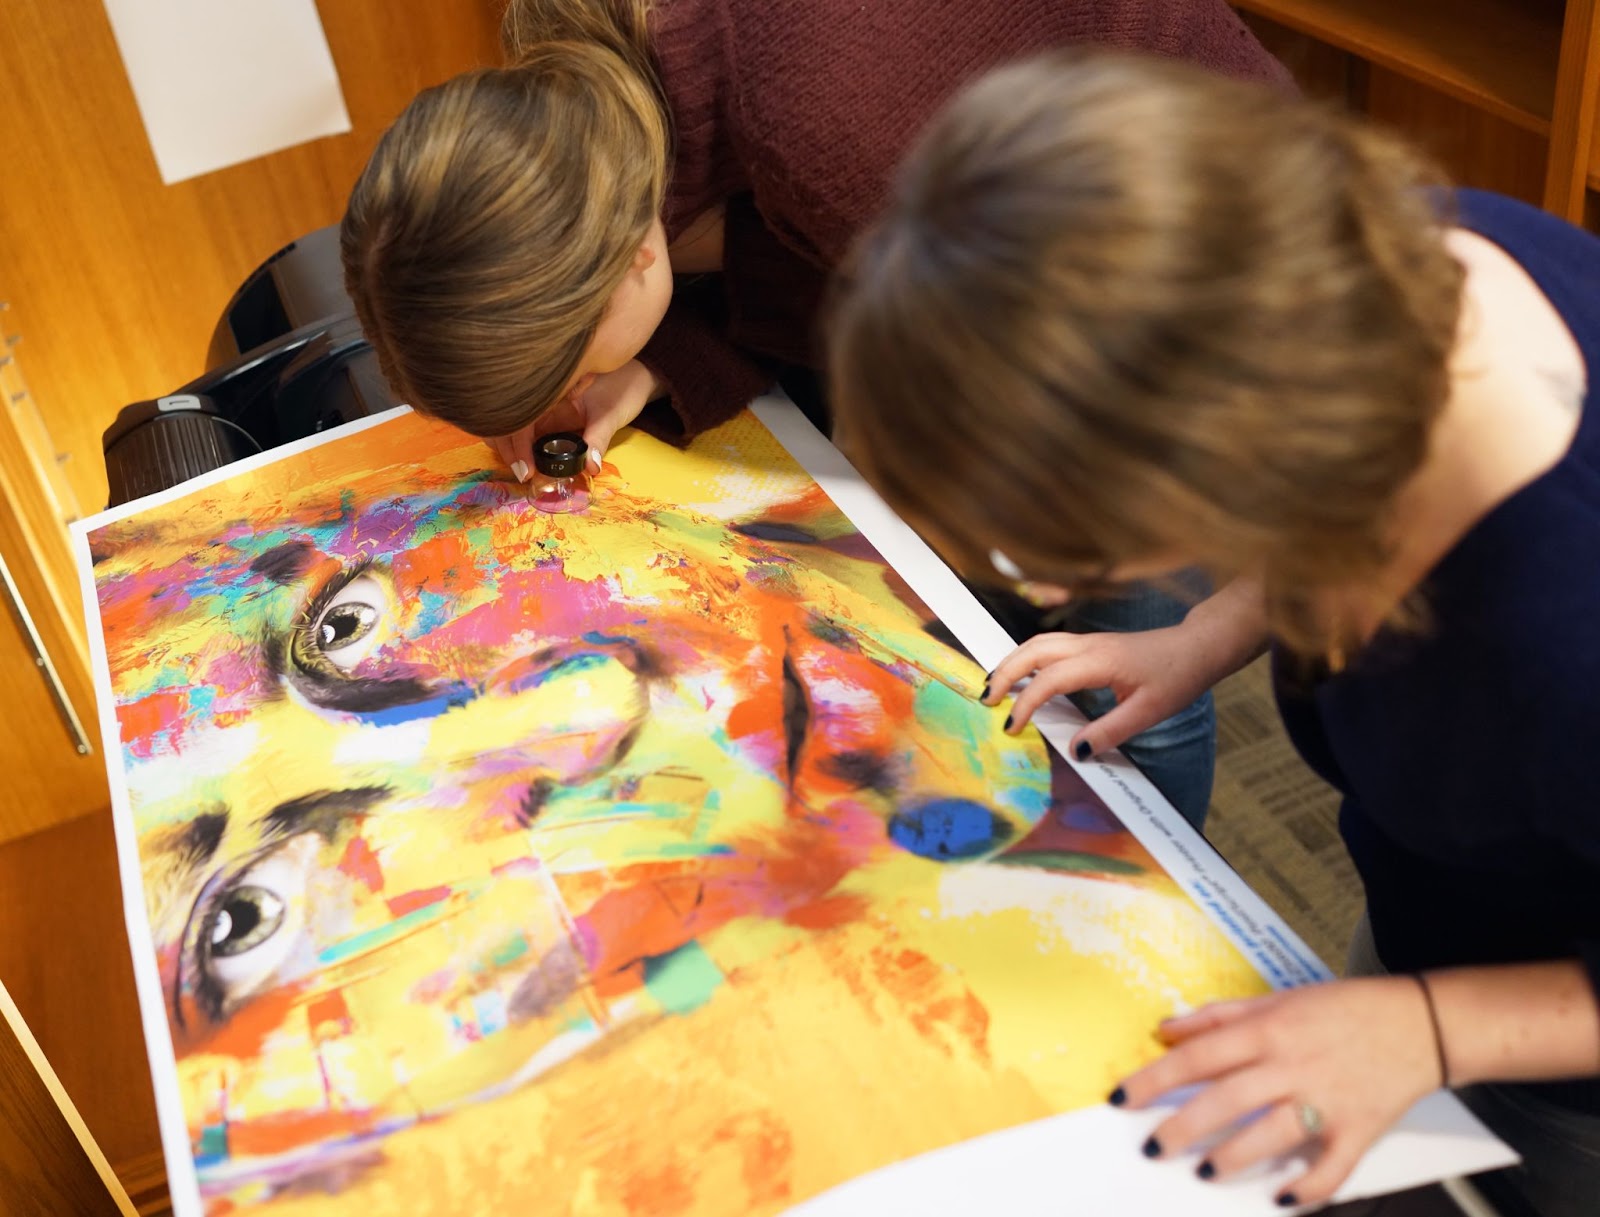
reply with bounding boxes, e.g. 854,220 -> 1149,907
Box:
511,460 -> 531,483
1276,1194 -> 1298,1209
1141,1136 -> 1161,1159
980,683 -> 991,702
1003,713 -> 1014,732
1197,1160 -> 1216,1181
588,448 -> 603,472
1074,740 -> 1092,761
1107,1086 -> 1126,1107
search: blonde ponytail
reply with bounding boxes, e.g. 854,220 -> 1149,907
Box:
502,0 -> 659,98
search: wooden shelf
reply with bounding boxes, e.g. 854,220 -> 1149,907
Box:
1233,0 -> 1564,135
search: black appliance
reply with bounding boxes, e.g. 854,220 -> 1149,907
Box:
101,225 -> 398,507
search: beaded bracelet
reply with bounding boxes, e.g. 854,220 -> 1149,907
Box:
1415,973 -> 1451,1088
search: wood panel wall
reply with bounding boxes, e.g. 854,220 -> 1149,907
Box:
0,0 -> 504,518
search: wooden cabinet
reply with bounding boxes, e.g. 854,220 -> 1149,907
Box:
0,310 -> 164,1209
0,979 -> 138,1217
1233,0 -> 1600,228
0,314 -> 106,844
0,811 -> 168,1213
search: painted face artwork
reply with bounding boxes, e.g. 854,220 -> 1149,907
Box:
86,411 -> 1266,1216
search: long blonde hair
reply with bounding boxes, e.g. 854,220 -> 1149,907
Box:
830,51 -> 1464,656
340,1 -> 667,436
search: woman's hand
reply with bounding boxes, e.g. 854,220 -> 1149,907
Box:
984,624 -> 1226,757
489,359 -> 663,480
983,576 -> 1268,757
1112,979 -> 1442,1207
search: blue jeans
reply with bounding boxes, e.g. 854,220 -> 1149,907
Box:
973,580 -> 1217,830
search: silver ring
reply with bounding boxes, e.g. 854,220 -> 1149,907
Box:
1295,1101 -> 1325,1139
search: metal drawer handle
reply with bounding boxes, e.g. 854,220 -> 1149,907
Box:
0,554 -> 91,755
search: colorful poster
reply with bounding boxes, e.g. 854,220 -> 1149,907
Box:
76,401 -> 1511,1216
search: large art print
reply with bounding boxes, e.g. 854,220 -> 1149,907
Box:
76,401 -> 1508,1216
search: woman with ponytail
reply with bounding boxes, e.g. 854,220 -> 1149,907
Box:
341,0 -> 1290,826
831,50 -> 1600,1216
342,0 -> 1286,462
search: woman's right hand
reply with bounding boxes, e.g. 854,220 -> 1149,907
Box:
984,624 -> 1227,758
984,576 -> 1270,757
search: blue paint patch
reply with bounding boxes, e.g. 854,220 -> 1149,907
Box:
317,900 -> 453,965
998,783 -> 1050,824
143,665 -> 205,693
355,690 -> 473,727
642,843 -> 734,860
472,989 -> 508,1036
1058,800 -> 1120,834
194,1123 -> 229,1167
416,589 -> 453,634
642,942 -> 723,1016
505,651 -> 612,694
888,799 -> 1013,860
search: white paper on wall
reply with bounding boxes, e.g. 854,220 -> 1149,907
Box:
100,0 -> 351,184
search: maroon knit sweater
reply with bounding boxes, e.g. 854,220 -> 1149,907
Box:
638,0 -> 1292,440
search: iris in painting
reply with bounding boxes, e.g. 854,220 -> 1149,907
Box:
88,412 -> 1263,1216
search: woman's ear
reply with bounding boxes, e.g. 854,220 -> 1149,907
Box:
633,241 -> 658,272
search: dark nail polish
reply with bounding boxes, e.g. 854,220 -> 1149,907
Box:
1074,740 -> 1092,761
1004,713 -> 1014,732
1196,1161 -> 1216,1181
985,668 -> 995,682
1276,1194 -> 1299,1209
981,683 -> 991,702
1141,1136 -> 1161,1159
1107,1086 -> 1126,1107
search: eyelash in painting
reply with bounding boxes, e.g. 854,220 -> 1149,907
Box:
288,561 -> 393,679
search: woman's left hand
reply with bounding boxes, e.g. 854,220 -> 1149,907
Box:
1112,977 -> 1442,1207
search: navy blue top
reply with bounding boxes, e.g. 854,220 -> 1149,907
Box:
1275,190 -> 1600,1112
